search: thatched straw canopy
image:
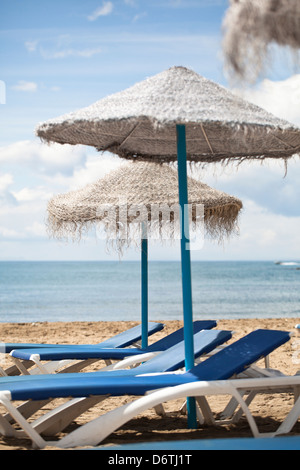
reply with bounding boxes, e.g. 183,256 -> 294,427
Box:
47,161 -> 242,251
223,0 -> 300,82
36,66 -> 300,165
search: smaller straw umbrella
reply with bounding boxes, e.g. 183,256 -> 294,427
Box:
222,0 -> 300,83
47,160 -> 243,348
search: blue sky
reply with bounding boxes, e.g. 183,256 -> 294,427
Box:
1,0 -> 300,261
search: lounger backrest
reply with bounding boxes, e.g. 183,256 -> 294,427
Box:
3,322 -> 165,353
135,329 -> 232,373
96,322 -> 164,348
70,329 -> 231,378
189,329 -> 291,381
146,320 -> 217,352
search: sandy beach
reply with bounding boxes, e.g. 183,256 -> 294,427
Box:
0,318 -> 299,450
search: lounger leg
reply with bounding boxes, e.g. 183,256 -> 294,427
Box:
217,386 -> 260,437
230,388 -> 300,438
25,355 -> 71,375
220,391 -> 256,422
181,382 -> 262,438
271,395 -> 300,436
145,391 -> 166,416
0,391 -> 47,448
4,399 -> 53,423
56,359 -> 101,374
179,399 -> 205,425
153,404 -> 166,416
1,361 -> 31,376
10,357 -> 33,375
32,396 -> 109,436
11,355 -> 96,375
0,412 -> 18,437
195,396 -> 215,425
229,391 -> 258,424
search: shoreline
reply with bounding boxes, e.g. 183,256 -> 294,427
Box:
0,318 -> 299,450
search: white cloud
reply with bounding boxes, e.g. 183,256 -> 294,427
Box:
12,187 -> 52,203
69,154 -> 122,189
27,34 -> 103,60
0,80 -> 6,104
11,81 -> 38,92
88,2 -> 113,21
168,0 -> 225,7
198,157 -> 300,218
132,12 -> 147,22
234,74 -> 300,126
46,47 -> 102,59
0,226 -> 21,239
0,211 -> 48,240
0,173 -> 13,192
0,140 -> 88,177
24,222 -> 46,238
25,40 -> 38,52
236,199 -> 300,258
0,192 -> 48,241
0,173 -> 17,207
0,141 -> 123,247
0,140 -> 122,192
0,153 -> 122,250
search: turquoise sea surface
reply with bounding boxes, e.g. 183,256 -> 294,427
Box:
0,261 -> 299,323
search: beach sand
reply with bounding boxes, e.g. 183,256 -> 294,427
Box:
0,318 -> 299,450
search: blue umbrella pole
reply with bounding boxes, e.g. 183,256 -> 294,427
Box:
141,222 -> 148,349
176,124 -> 197,429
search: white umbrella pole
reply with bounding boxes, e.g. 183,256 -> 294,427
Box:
176,124 -> 197,429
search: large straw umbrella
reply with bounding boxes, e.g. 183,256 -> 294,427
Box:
222,0 -> 300,83
36,65 -> 300,426
47,160 -> 243,348
37,66 -> 300,164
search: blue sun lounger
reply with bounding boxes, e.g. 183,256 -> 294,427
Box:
9,320 -> 217,375
0,328 -> 231,444
0,321 -> 166,376
0,328 -> 231,440
2,322 -> 166,354
0,329 -> 292,449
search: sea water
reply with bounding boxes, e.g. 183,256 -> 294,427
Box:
0,261 -> 299,323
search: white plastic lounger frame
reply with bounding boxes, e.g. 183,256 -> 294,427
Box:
55,375 -> 300,448
0,329 -> 233,444
0,375 -> 299,449
218,364 -> 299,422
